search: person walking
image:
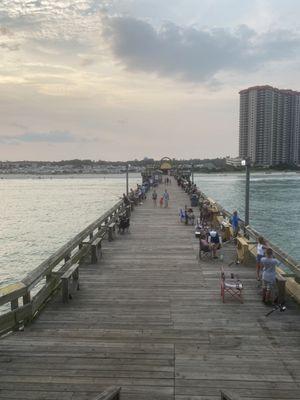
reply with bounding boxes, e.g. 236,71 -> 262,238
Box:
230,210 -> 241,237
261,248 -> 279,304
163,189 -> 169,208
256,236 -> 267,280
152,189 -> 158,207
159,196 -> 164,208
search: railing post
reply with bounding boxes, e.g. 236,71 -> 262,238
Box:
11,298 -> 18,311
73,268 -> 80,291
11,298 -> 19,331
62,278 -> 69,303
23,291 -> 31,305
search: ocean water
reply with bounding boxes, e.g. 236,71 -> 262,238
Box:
0,174 -> 141,286
1,172 -> 299,288
194,172 -> 300,262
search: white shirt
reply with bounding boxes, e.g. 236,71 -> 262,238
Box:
257,243 -> 265,256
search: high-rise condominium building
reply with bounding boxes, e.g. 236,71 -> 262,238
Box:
239,85 -> 300,166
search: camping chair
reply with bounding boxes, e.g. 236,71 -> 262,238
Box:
220,267 -> 243,303
199,238 -> 211,260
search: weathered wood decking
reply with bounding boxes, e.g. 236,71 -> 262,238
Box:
0,179 -> 300,400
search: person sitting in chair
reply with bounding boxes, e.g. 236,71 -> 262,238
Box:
118,215 -> 130,233
200,234 -> 210,251
208,229 -> 222,259
187,208 -> 195,225
199,233 -> 211,259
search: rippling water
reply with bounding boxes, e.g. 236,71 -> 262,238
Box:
194,172 -> 300,262
1,172 -> 299,287
0,174 -> 141,286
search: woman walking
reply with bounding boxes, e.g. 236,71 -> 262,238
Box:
152,189 -> 158,207
163,190 -> 169,208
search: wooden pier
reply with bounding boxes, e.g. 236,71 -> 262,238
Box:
0,178 -> 300,399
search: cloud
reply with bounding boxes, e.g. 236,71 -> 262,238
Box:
0,131 -> 81,144
80,58 -> 96,67
0,0 -> 105,40
103,17 -> 300,83
0,42 -> 19,51
10,122 -> 28,130
0,25 -> 20,50
0,27 -> 13,36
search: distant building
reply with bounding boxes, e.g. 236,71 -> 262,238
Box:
226,157 -> 243,167
239,85 -> 300,166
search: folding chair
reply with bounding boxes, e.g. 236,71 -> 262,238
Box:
199,239 -> 212,260
220,267 -> 243,303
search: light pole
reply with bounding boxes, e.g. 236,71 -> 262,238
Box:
241,158 -> 251,227
192,164 -> 194,184
126,164 -> 129,196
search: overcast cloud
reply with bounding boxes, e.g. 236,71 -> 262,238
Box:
1,0 -> 300,160
104,17 -> 300,83
0,131 -> 81,144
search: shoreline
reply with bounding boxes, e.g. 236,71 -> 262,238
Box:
1,170 -> 299,178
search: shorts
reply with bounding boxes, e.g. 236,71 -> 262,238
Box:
210,243 -> 221,250
256,254 -> 263,263
262,279 -> 274,291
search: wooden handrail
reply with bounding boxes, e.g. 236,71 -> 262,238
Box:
245,225 -> 300,280
0,199 -> 128,336
22,200 -> 123,290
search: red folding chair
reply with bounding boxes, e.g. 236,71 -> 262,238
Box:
220,267 -> 243,303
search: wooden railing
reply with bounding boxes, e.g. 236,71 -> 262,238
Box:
244,225 -> 300,282
0,200 -> 131,336
178,176 -> 300,283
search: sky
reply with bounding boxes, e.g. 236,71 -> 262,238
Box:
1,0 -> 300,161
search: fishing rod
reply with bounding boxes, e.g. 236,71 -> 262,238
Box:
265,303 -> 287,317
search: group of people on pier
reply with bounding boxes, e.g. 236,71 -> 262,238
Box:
152,188 -> 170,208
175,175 -> 281,306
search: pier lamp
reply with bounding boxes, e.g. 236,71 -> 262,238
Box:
191,163 -> 194,184
241,158 -> 251,227
126,164 -> 130,196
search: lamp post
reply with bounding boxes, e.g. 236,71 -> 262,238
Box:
241,158 -> 251,227
126,164 -> 129,196
191,163 -> 194,184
